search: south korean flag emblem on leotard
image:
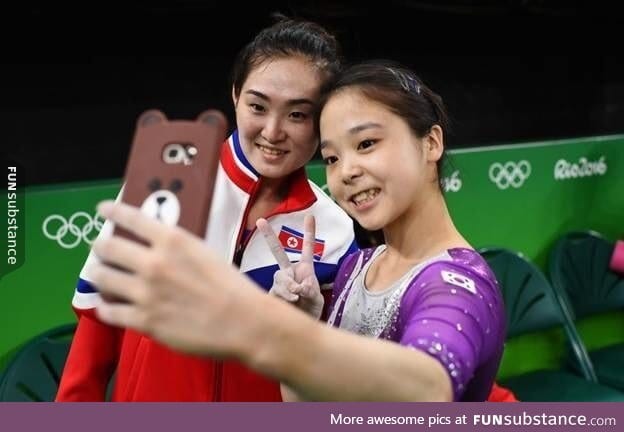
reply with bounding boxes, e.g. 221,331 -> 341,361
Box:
441,270 -> 476,294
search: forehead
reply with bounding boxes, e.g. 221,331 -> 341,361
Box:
243,56 -> 323,101
321,89 -> 394,129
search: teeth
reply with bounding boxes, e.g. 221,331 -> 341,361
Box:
352,188 -> 380,205
257,144 -> 286,156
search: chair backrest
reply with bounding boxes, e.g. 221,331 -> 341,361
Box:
549,231 -> 624,319
480,247 -> 567,337
479,247 -> 596,381
0,324 -> 76,401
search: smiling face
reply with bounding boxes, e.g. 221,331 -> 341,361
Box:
320,88 -> 441,231
232,55 -> 323,179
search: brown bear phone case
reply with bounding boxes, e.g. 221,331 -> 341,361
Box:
114,109 -> 228,244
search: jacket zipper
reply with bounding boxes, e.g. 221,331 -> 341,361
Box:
212,361 -> 223,401
213,178 -> 261,401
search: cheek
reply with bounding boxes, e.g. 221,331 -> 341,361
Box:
291,127 -> 318,156
326,169 -> 341,197
390,169 -> 422,204
295,122 -> 315,140
236,112 -> 262,138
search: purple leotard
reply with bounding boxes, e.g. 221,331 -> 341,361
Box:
328,246 -> 505,401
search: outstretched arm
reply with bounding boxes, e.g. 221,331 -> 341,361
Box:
90,201 -> 452,401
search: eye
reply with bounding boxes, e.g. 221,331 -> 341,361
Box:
358,139 -> 376,150
323,155 -> 338,166
250,103 -> 265,113
148,178 -> 162,191
289,111 -> 308,121
170,179 -> 183,192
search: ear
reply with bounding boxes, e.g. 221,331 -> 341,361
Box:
231,85 -> 239,107
424,125 -> 444,163
197,109 -> 228,130
137,110 -> 167,128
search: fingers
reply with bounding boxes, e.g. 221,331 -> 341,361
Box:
273,271 -> 318,300
291,274 -> 321,299
96,300 -> 145,331
270,287 -> 299,303
270,268 -> 299,302
256,218 -> 292,270
269,268 -> 322,318
97,200 -> 166,245
93,234 -> 150,275
90,262 -> 147,304
300,215 -> 316,264
295,282 -> 319,299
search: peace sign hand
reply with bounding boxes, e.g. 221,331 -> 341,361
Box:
256,215 -> 323,320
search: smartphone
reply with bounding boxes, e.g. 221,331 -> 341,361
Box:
113,108 -> 227,247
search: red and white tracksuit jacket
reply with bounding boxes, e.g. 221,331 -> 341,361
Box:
56,130 -> 357,401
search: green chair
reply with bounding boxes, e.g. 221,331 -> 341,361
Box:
549,230 -> 624,391
0,324 -> 76,401
479,247 -> 624,401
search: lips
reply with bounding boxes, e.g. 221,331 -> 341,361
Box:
255,143 -> 289,156
349,188 -> 381,207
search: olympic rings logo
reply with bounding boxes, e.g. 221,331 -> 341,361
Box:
42,212 -> 105,249
488,160 -> 532,190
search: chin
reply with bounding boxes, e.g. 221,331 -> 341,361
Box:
251,159 -> 287,176
354,217 -> 384,232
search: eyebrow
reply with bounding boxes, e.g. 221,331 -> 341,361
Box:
245,89 -> 315,106
348,122 -> 383,134
320,122 -> 383,149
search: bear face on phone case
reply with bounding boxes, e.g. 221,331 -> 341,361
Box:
115,109 -> 228,244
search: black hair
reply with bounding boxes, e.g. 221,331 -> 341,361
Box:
231,15 -> 342,98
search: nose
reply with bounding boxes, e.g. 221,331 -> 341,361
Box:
340,155 -> 363,185
261,115 -> 286,143
156,196 -> 167,205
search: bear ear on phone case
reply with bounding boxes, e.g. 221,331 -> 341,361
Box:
114,109 -> 228,244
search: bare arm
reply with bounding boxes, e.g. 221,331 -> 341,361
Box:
90,200 -> 452,402
239,286 -> 452,402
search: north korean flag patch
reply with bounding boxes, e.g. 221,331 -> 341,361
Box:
278,225 -> 325,260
